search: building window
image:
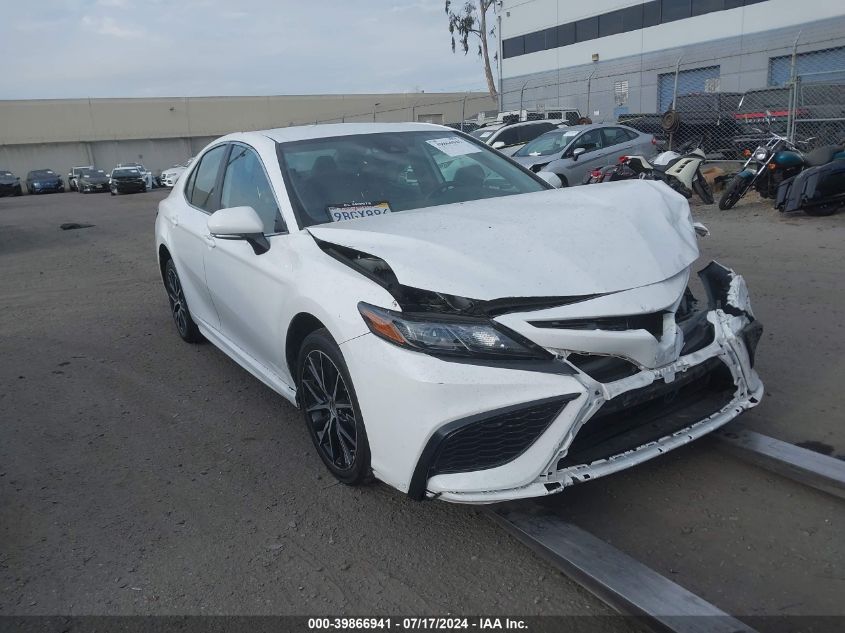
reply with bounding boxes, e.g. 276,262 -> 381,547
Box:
575,17 -> 598,43
502,36 -> 524,59
599,10 -> 624,38
556,22 -> 575,47
643,1 -> 662,27
621,4 -> 644,30
661,0 -> 691,23
543,27 -> 558,50
524,30 -> 545,54
692,0 -> 724,16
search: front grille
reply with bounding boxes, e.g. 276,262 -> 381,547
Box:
557,357 -> 734,469
430,398 -> 571,476
566,353 -> 640,382
530,312 -> 666,338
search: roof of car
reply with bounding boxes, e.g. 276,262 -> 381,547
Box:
250,122 -> 448,144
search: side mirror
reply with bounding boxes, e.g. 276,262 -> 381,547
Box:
536,171 -> 562,188
693,222 -> 710,237
208,206 -> 263,236
208,206 -> 270,254
572,147 -> 586,161
492,141 -> 506,150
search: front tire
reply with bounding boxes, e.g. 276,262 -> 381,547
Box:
803,204 -> 839,217
719,175 -> 747,210
298,329 -> 372,485
693,172 -> 714,204
163,259 -> 203,343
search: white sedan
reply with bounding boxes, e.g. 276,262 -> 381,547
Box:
154,123 -> 764,503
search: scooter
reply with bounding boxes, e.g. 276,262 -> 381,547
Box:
594,141 -> 714,203
775,144 -> 845,216
719,133 -> 805,210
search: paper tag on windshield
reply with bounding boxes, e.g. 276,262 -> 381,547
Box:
327,201 -> 392,222
425,137 -> 481,157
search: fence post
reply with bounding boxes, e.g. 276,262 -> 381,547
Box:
786,32 -> 800,143
671,56 -> 682,111
519,80 -> 529,120
461,95 -> 467,131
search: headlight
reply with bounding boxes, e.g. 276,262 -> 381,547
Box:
753,147 -> 768,162
358,303 -> 552,360
33,181 -> 41,186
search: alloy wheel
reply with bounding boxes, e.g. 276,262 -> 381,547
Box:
166,266 -> 188,336
300,350 -> 358,470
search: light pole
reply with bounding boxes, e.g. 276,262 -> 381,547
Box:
372,102 -> 381,122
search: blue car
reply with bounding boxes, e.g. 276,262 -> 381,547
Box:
25,169 -> 64,194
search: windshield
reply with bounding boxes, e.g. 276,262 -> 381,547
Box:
113,169 -> 140,177
277,131 -> 547,228
514,129 -> 579,157
80,168 -> 105,177
0,171 -> 12,177
469,128 -> 498,140
31,170 -> 57,178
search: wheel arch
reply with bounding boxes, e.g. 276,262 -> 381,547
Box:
285,312 -> 329,390
158,244 -> 172,282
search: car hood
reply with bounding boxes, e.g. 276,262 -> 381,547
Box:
511,153 -> 555,169
307,180 -> 699,300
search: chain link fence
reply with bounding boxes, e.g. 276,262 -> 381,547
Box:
495,30 -> 845,160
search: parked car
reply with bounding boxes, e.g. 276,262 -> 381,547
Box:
68,165 -> 94,191
25,169 -> 64,194
76,167 -> 111,193
116,162 -> 154,190
155,122 -> 763,503
469,120 -> 560,156
109,167 -> 147,195
160,158 -> 194,187
511,124 -> 656,187
0,169 -> 23,196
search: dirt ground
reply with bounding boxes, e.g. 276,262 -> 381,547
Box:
0,188 -> 842,627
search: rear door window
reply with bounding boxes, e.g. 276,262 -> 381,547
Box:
187,145 -> 227,212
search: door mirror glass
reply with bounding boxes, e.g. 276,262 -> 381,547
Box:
536,171 -> 562,188
208,206 -> 264,237
572,147 -> 586,161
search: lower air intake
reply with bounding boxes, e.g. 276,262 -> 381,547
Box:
430,397 -> 571,475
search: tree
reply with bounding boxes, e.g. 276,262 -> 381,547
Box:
446,0 -> 498,99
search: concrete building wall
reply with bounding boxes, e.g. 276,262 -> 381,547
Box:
498,0 -> 845,120
0,92 -> 496,183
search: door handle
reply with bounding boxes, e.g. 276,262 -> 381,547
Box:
204,234 -> 216,248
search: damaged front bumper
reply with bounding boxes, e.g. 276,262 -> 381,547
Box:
341,261 -> 763,504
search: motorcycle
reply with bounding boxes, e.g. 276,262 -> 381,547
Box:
718,133 -> 804,210
587,141 -> 714,204
775,144 -> 845,216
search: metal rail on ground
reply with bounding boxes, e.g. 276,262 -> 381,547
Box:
714,425 -> 845,500
488,507 -> 757,633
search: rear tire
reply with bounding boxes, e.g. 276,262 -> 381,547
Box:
719,175 -> 746,210
693,172 -> 714,204
163,259 -> 203,343
297,329 -> 372,486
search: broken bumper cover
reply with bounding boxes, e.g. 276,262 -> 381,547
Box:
341,261 -> 763,504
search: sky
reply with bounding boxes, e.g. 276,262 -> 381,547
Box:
0,0 -> 491,99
